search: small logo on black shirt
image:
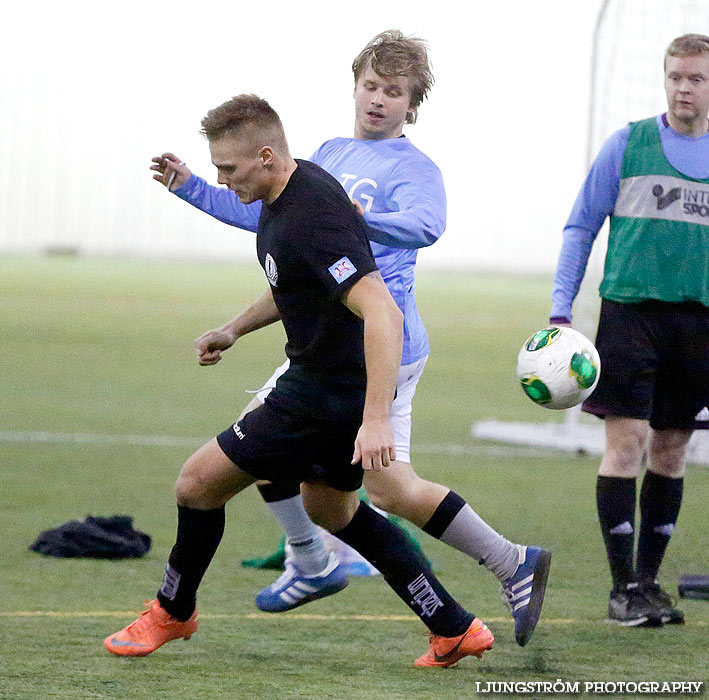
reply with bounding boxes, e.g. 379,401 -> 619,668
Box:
264,253 -> 278,287
328,256 -> 357,284
652,184 -> 682,210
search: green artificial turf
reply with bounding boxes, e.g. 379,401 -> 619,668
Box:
1,256 -> 706,699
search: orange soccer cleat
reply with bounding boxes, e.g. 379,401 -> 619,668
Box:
414,617 -> 494,668
104,599 -> 198,657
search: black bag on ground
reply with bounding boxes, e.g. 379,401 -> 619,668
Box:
30,515 -> 151,559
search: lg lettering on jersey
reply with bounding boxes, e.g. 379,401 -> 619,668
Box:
341,173 -> 378,213
328,256 -> 357,284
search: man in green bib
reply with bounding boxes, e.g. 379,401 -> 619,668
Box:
550,34 -> 709,627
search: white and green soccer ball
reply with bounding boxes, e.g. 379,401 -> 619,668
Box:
516,326 -> 601,410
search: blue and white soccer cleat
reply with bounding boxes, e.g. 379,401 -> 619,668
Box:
500,546 -> 552,646
255,552 -> 349,613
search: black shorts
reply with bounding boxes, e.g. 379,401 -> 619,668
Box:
216,399 -> 364,492
582,300 -> 709,430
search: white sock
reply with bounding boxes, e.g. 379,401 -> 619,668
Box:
438,504 -> 522,581
265,494 -> 330,575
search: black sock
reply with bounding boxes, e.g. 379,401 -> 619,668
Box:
637,470 -> 683,584
422,490 -> 466,538
596,475 -> 636,590
257,481 -> 301,503
157,505 -> 225,621
334,501 -> 474,637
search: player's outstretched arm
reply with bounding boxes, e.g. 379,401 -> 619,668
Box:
195,289 -> 281,366
342,271 -> 403,471
149,151 -> 262,232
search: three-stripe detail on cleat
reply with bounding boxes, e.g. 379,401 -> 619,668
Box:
278,580 -> 320,605
506,574 -> 534,611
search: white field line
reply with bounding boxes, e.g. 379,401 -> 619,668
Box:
0,430 -> 202,449
0,430 -> 568,458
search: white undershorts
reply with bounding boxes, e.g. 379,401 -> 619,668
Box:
251,355 -> 428,464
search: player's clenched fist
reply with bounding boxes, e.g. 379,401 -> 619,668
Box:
195,325 -> 237,366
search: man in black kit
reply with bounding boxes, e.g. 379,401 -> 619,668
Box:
104,94 -> 494,667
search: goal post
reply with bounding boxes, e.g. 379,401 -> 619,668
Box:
472,0 -> 709,465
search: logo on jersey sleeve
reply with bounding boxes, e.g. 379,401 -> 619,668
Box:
264,253 -> 278,287
328,256 -> 357,284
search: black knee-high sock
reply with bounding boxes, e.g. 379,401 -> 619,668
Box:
637,470 -> 684,584
596,476 -> 636,590
157,505 -> 225,621
334,501 -> 474,637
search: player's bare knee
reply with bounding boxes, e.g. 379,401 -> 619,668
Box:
609,443 -> 645,471
174,471 -> 203,507
653,442 -> 688,471
174,457 -> 216,508
600,447 -> 645,477
602,419 -> 648,475
648,430 -> 691,476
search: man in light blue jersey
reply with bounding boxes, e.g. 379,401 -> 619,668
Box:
552,33 -> 709,628
152,30 -> 550,647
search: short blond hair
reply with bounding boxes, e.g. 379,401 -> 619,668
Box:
665,34 -> 709,68
200,94 -> 284,143
352,30 -> 434,125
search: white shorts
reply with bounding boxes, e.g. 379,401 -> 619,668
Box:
251,355 -> 428,464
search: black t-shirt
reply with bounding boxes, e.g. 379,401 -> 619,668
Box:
257,159 -> 378,419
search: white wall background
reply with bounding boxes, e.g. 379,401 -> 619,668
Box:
0,0 -> 667,272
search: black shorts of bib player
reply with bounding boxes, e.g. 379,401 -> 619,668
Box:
583,300 -> 709,431
105,94 -> 490,665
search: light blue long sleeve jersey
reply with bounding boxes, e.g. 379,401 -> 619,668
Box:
174,136 -> 446,365
551,113 -> 709,321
